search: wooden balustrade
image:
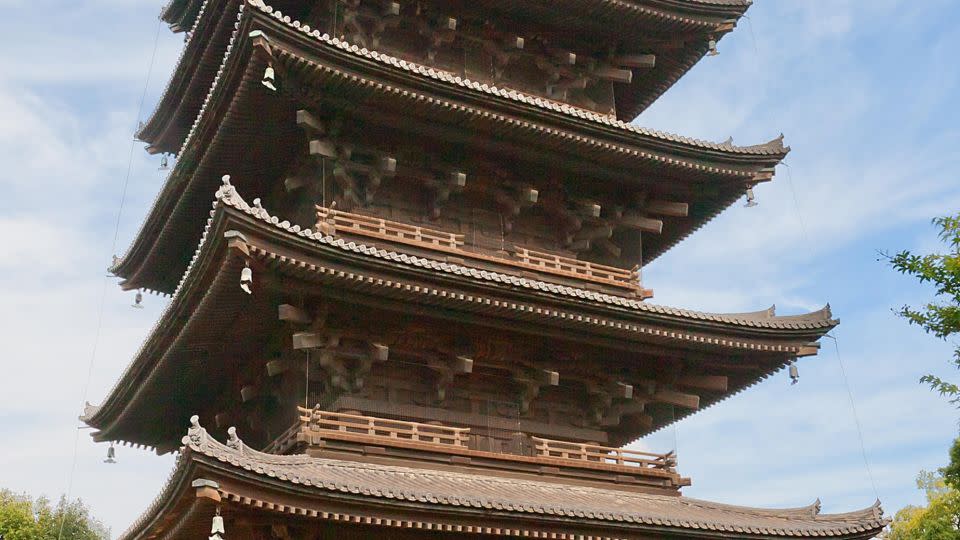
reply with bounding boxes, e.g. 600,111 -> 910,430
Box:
514,247 -> 638,288
317,207 -> 464,250
316,206 -> 649,295
297,406 -> 470,447
531,436 -> 676,472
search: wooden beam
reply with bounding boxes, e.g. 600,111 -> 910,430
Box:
597,238 -> 621,258
278,304 -> 312,325
575,225 -> 613,241
309,139 -> 338,159
645,200 -> 689,217
292,332 -> 337,350
594,66 -> 633,84
539,369 -> 560,386
240,385 -> 259,403
382,1 -> 400,16
453,355 -> 473,373
266,359 -> 291,377
504,35 -> 524,50
449,171 -> 467,188
284,175 -> 309,192
676,374 -> 728,392
296,109 -> 325,134
369,343 -> 390,363
652,389 -> 700,409
614,54 -> 656,69
620,213 -> 663,234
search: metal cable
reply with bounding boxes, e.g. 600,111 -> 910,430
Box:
57,12 -> 165,540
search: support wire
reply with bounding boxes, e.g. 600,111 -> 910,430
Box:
57,12 -> 165,540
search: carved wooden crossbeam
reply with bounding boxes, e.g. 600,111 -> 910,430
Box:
426,354 -> 474,403
295,109 -> 399,208
512,367 -> 559,415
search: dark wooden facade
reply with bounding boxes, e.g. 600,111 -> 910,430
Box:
86,1 -> 887,538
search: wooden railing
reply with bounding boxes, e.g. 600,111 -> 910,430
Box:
316,206 -> 650,296
298,406 -> 470,447
531,436 -> 676,472
317,207 -> 464,250
514,247 -> 638,287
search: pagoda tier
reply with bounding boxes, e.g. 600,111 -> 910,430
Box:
85,181 -> 834,456
114,418 -> 886,540
115,3 -> 787,294
150,0 -> 752,151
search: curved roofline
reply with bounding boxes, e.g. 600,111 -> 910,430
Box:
115,417 -> 887,540
114,3 -> 787,294
148,0 -> 771,154
251,1 -> 788,161
88,180 -> 836,445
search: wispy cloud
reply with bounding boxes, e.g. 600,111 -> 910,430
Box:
1,1 -> 959,536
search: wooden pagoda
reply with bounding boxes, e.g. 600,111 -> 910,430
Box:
85,0 -> 887,538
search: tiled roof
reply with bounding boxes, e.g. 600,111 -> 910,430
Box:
249,0 -> 787,158
213,177 -> 835,331
163,418 -> 887,539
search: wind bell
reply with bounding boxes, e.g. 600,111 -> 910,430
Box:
104,442 -> 117,464
744,186 -> 758,208
132,290 -> 144,309
209,508 -> 225,540
707,36 -> 719,56
261,64 -> 278,92
240,265 -> 253,295
159,155 -> 170,171
789,362 -> 799,385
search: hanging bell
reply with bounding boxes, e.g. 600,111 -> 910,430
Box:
744,186 -> 758,208
132,290 -> 144,309
707,37 -> 719,57
159,155 -> 170,171
240,265 -> 253,295
789,362 -> 799,385
104,443 -> 117,464
261,64 -> 278,92
209,507 -> 225,540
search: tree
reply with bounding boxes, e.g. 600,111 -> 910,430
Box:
0,490 -> 108,540
887,468 -> 960,539
886,215 -> 960,404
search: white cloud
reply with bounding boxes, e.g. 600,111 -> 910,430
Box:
1,1 -> 960,537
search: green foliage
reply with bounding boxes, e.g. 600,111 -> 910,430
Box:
0,490 -> 108,540
887,468 -> 960,539
886,215 -> 960,405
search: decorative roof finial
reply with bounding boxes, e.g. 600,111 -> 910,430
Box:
226,426 -> 244,452
183,414 -> 208,446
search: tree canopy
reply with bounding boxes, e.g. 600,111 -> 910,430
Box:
886,215 -> 960,404
0,490 -> 108,540
887,467 -> 960,539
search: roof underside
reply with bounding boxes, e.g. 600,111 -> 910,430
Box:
157,0 -> 751,123
122,421 -> 887,540
116,4 -> 786,295
86,185 -> 836,450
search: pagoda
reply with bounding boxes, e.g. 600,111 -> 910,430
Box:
84,0 -> 887,538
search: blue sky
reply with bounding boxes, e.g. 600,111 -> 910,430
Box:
1,0 -> 959,536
